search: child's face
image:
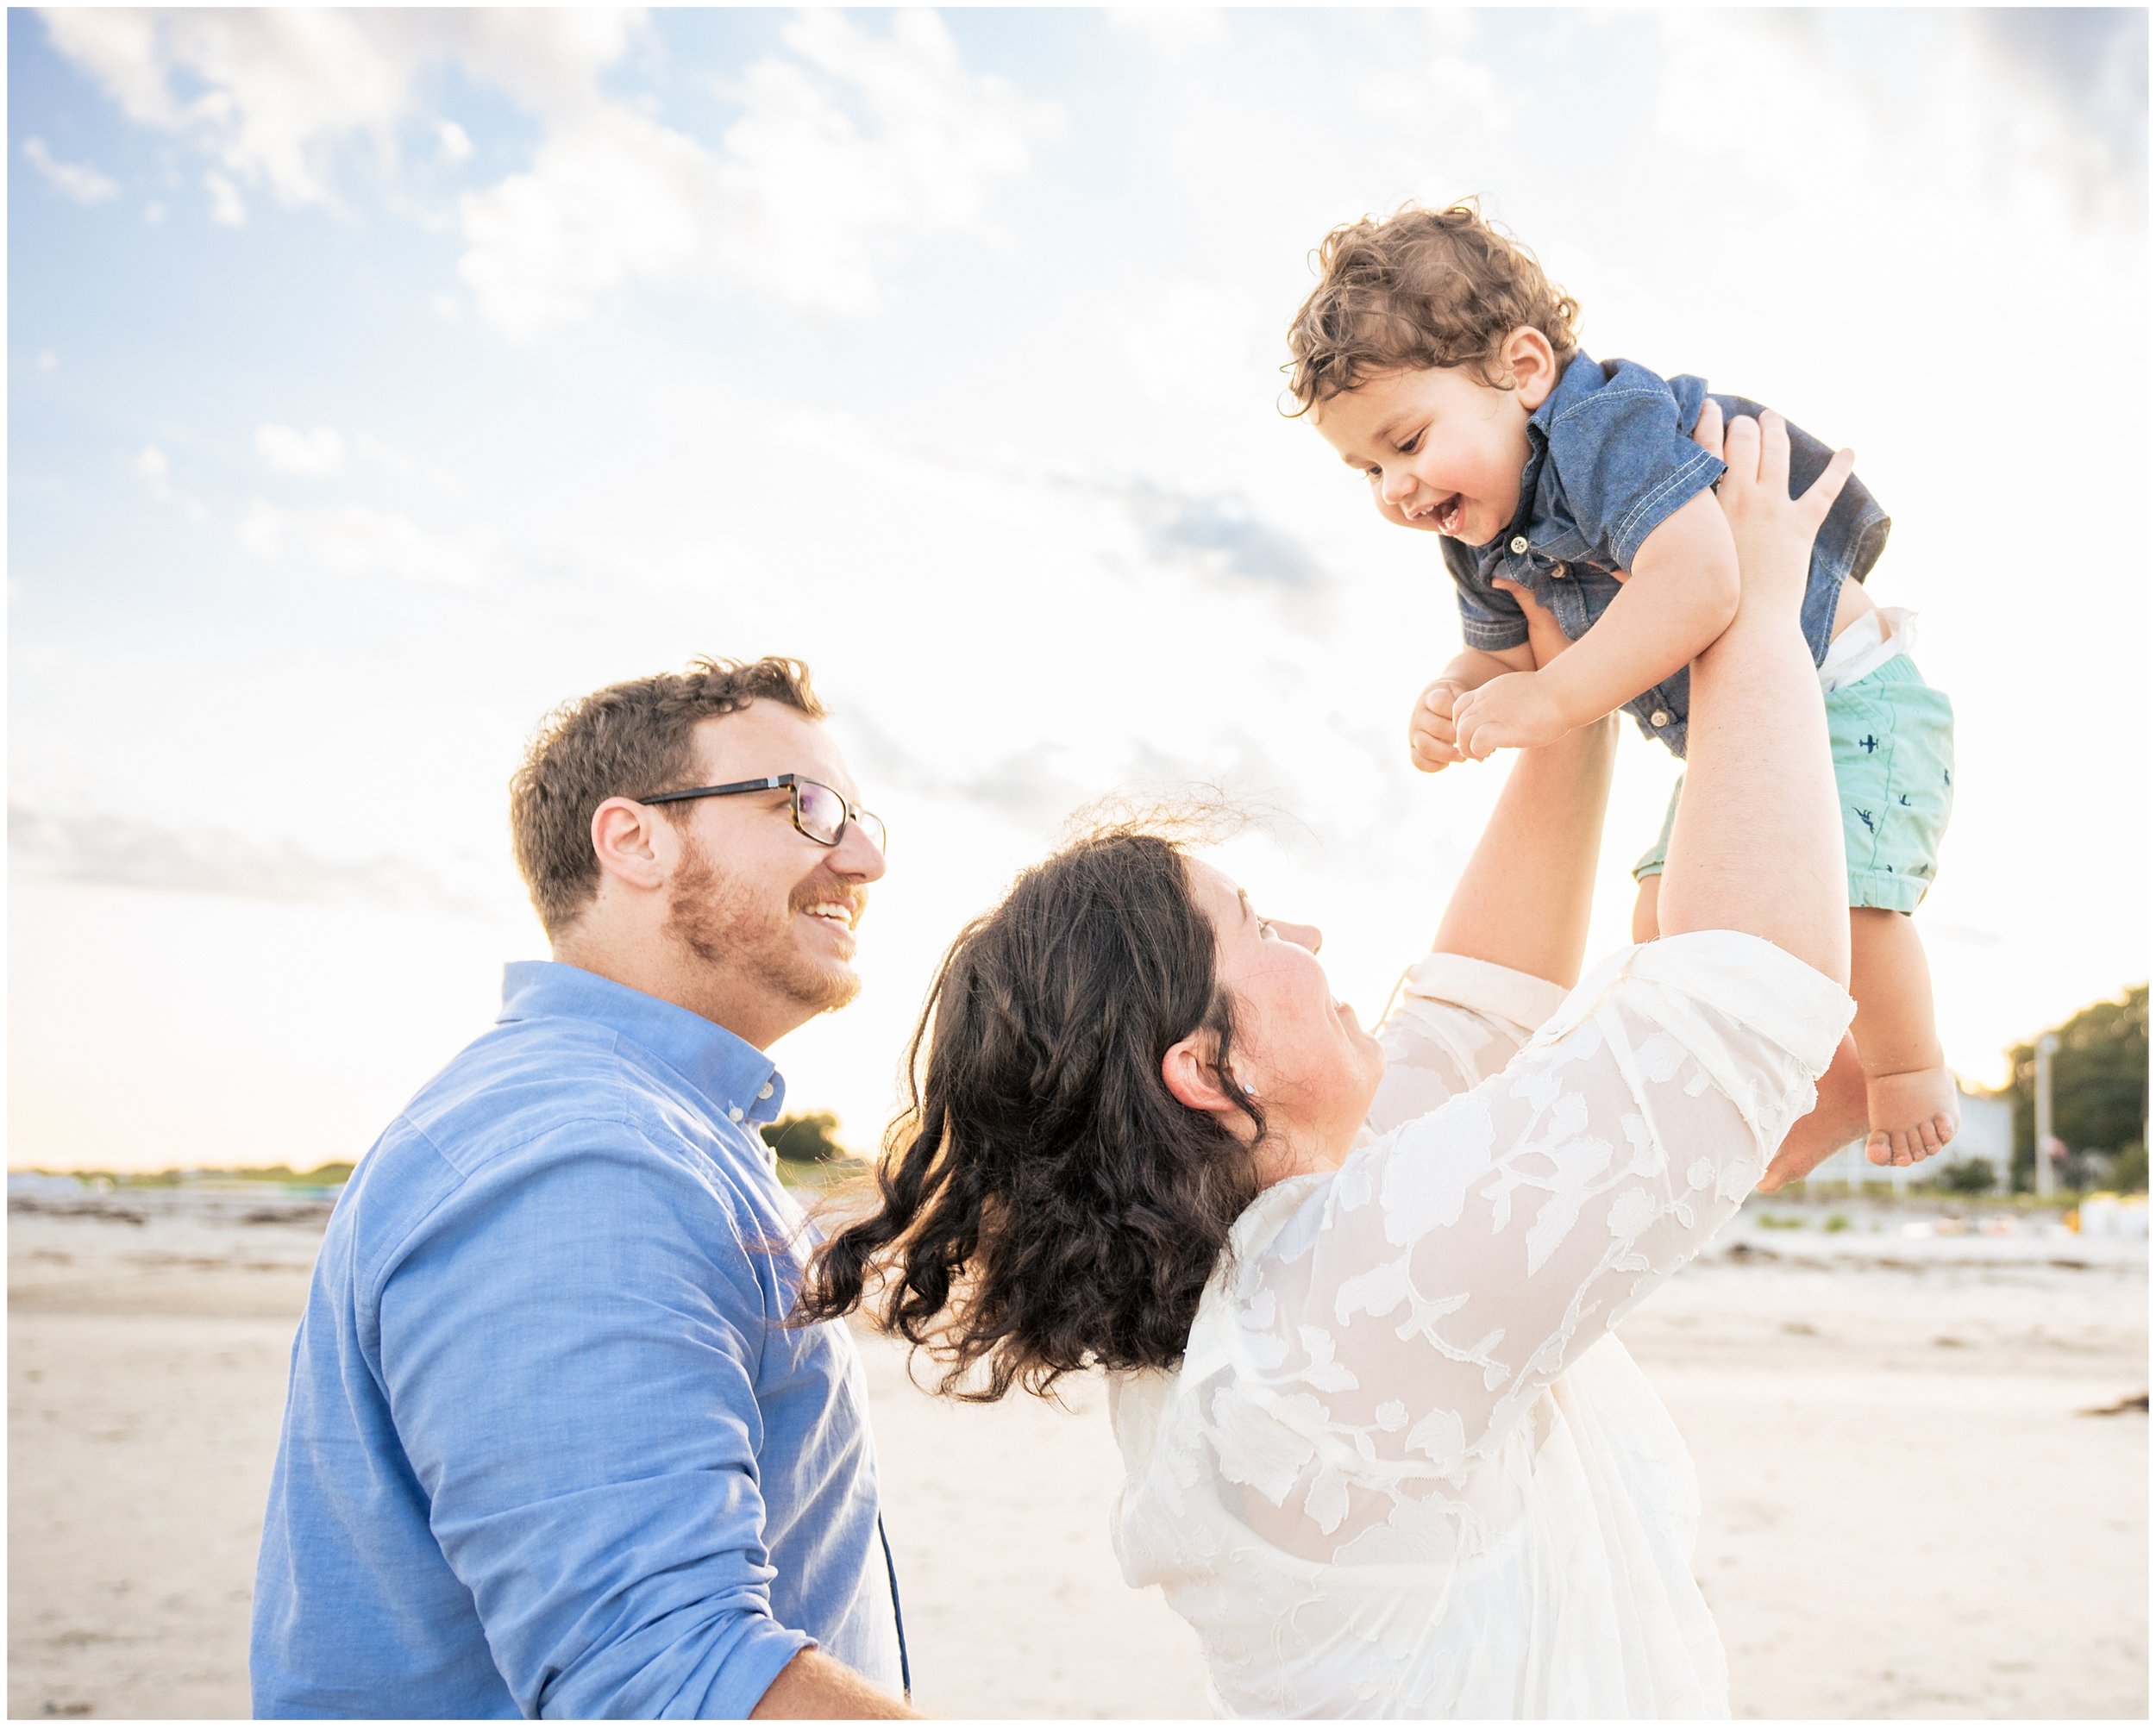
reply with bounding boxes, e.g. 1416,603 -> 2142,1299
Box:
1311,333 -> 1559,548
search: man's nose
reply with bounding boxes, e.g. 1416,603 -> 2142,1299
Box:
833,819 -> 887,883
1282,921 -> 1321,954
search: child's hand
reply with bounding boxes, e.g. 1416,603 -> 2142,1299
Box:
1452,670 -> 1572,760
1408,679 -> 1470,772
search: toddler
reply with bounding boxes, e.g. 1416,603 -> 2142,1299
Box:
1285,203 -> 1957,1172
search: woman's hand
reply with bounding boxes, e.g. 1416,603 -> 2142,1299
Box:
1691,399 -> 1853,620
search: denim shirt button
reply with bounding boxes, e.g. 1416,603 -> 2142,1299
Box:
1509,535 -> 1530,554
1549,563 -> 1568,579
728,1104 -> 744,1123
1650,709 -> 1671,728
758,1082 -> 774,1100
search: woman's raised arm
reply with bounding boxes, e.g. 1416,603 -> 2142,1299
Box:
1655,411 -> 1852,985
1429,583 -> 1618,992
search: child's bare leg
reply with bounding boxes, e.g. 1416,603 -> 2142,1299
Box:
1638,869 -> 1865,1187
1631,873 -> 1661,943
1850,908 -> 1959,1167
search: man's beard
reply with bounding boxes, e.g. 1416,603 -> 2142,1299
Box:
661,833 -> 863,1019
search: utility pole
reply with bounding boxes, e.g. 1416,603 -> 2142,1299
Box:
2034,1032 -> 2060,1198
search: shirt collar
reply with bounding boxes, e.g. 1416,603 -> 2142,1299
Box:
497,960 -> 787,1127
1503,348 -> 1601,545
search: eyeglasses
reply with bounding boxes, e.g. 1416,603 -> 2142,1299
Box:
634,773 -> 887,856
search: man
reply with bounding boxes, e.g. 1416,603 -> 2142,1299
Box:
252,657 -> 913,1718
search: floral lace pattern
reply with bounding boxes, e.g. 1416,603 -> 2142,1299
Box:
1111,932 -> 1853,1718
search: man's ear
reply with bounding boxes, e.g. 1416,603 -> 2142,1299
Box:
1505,325 -> 1561,410
589,797 -> 672,895
1161,1031 -> 1238,1118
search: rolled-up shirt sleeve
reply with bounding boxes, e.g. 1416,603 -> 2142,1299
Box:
1548,376 -> 1727,571
1223,932 -> 1853,1507
371,1131 -> 812,1718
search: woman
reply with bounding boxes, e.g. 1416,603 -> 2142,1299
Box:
799,410 -> 1855,1718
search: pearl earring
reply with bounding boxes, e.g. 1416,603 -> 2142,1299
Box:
1241,1080 -> 1257,1097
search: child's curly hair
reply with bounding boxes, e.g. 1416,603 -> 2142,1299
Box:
1284,200 -> 1582,415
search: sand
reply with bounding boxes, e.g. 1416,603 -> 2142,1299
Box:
9,1189 -> 2147,1720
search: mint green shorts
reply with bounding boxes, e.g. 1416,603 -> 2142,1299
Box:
1632,654 -> 1955,915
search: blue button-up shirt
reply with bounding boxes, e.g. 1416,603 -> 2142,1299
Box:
252,961 -> 903,1718
1442,352 -> 1892,755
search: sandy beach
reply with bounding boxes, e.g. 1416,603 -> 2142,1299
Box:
9,1186 -> 2147,1720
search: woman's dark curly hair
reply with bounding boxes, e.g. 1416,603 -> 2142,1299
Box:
793,825 -> 1265,1401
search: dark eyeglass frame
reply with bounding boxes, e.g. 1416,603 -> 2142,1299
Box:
633,773 -> 887,855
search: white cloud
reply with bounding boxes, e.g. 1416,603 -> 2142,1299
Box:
40,8 -> 1056,338
237,497 -> 497,588
254,422 -> 345,478
37,8 -> 636,210
1108,8 -> 1229,57
204,170 -> 247,227
130,444 -> 209,522
456,9 -> 1061,338
348,432 -> 460,495
143,198 -> 166,224
36,350 -> 60,372
22,135 -> 121,203
430,290 -> 461,322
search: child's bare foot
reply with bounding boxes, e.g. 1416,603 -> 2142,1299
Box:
1761,1033 -> 1867,1191
1864,1066 -> 1960,1167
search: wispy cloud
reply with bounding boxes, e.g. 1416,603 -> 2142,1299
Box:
22,135 -> 120,203
9,803 -> 484,913
204,170 -> 247,227
38,8 -> 1059,339
458,9 -> 1062,337
254,422 -> 345,478
1107,8 -> 1228,58
1969,8 -> 2147,179
130,445 -> 208,522
236,497 -> 498,588
1115,479 -> 1328,589
36,9 -> 637,210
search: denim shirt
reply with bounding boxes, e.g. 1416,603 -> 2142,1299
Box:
252,961 -> 904,1718
1441,352 -> 1891,756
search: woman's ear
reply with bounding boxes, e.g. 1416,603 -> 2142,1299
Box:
1161,1031 -> 1239,1118
1506,325 -> 1561,410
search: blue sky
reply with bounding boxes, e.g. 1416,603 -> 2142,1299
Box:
9,7 -> 2148,1171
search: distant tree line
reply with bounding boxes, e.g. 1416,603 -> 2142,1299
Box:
2003,984 -> 2147,1192
760,1111 -> 855,1165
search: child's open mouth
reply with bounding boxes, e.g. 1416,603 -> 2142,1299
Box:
1434,493 -> 1464,535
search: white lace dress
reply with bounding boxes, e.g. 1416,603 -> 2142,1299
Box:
1109,932 -> 1854,1718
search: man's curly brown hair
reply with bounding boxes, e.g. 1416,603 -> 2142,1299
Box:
1284,200 -> 1582,414
793,826 -> 1266,1401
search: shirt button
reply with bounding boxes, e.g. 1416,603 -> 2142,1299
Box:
1651,710 -> 1671,728
1549,563 -> 1568,579
727,1105 -> 744,1123
758,1083 -> 774,1101
1509,535 -> 1529,555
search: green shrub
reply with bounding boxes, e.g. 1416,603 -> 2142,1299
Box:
761,1111 -> 852,1164
1936,1159 -> 1996,1195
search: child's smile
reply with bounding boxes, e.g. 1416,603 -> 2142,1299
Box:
1308,344 -> 1557,549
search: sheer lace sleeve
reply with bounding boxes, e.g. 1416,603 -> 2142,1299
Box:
1202,932 -> 1852,1551
1367,951 -> 1570,1136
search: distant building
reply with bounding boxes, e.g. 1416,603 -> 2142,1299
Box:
7,1172 -> 87,1201
1802,1085 -> 2012,1190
